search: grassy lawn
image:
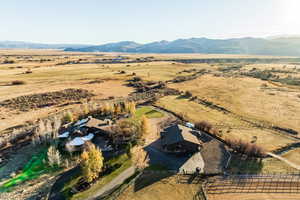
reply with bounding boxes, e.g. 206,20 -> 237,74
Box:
0,149 -> 57,192
63,154 -> 132,200
134,106 -> 164,120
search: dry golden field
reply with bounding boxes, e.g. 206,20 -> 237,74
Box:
282,148 -> 300,166
168,75 -> 300,134
1,49 -> 300,151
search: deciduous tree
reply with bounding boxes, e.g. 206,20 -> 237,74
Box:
47,145 -> 61,167
80,143 -> 104,183
131,146 -> 149,170
141,115 -> 150,136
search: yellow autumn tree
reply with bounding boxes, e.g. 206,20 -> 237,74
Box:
128,101 -> 136,116
114,104 -> 122,115
131,146 -> 149,170
80,143 -> 104,183
141,115 -> 150,136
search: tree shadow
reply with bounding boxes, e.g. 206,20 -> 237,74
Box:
227,154 -> 263,174
132,138 -> 198,192
133,170 -> 174,192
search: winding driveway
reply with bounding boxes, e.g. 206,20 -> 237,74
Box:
86,166 -> 136,200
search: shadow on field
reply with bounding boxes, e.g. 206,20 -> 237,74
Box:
133,170 -> 173,192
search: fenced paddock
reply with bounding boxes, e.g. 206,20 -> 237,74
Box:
205,174 -> 300,195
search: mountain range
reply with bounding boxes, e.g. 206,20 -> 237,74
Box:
64,37 -> 300,56
2,36 -> 300,56
0,41 -> 90,49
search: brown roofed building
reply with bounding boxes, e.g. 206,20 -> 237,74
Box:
161,124 -> 201,154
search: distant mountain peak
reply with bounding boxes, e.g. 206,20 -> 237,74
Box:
2,36 -> 300,56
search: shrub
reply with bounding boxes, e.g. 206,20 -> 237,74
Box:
25,69 -> 33,74
225,138 -> 265,157
184,91 -> 192,98
195,121 -> 213,133
47,146 -> 62,167
132,76 -> 142,82
3,60 -> 14,64
63,111 -> 74,123
11,80 -> 26,85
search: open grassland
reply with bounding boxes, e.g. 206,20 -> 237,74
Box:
156,95 -> 297,151
282,148 -> 300,166
169,74 -> 300,136
0,53 -> 206,131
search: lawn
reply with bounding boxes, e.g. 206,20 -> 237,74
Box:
63,154 -> 132,200
134,106 -> 164,120
0,150 -> 57,192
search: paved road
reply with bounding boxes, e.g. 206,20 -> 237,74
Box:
267,152 -> 300,170
87,166 -> 136,200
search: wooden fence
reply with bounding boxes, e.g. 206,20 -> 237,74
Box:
205,173 -> 300,195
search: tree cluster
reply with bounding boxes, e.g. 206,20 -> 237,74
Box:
225,138 -> 265,158
110,120 -> 141,144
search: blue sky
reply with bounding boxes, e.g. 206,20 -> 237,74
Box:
0,0 -> 298,44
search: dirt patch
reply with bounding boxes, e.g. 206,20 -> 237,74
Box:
0,88 -> 94,111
